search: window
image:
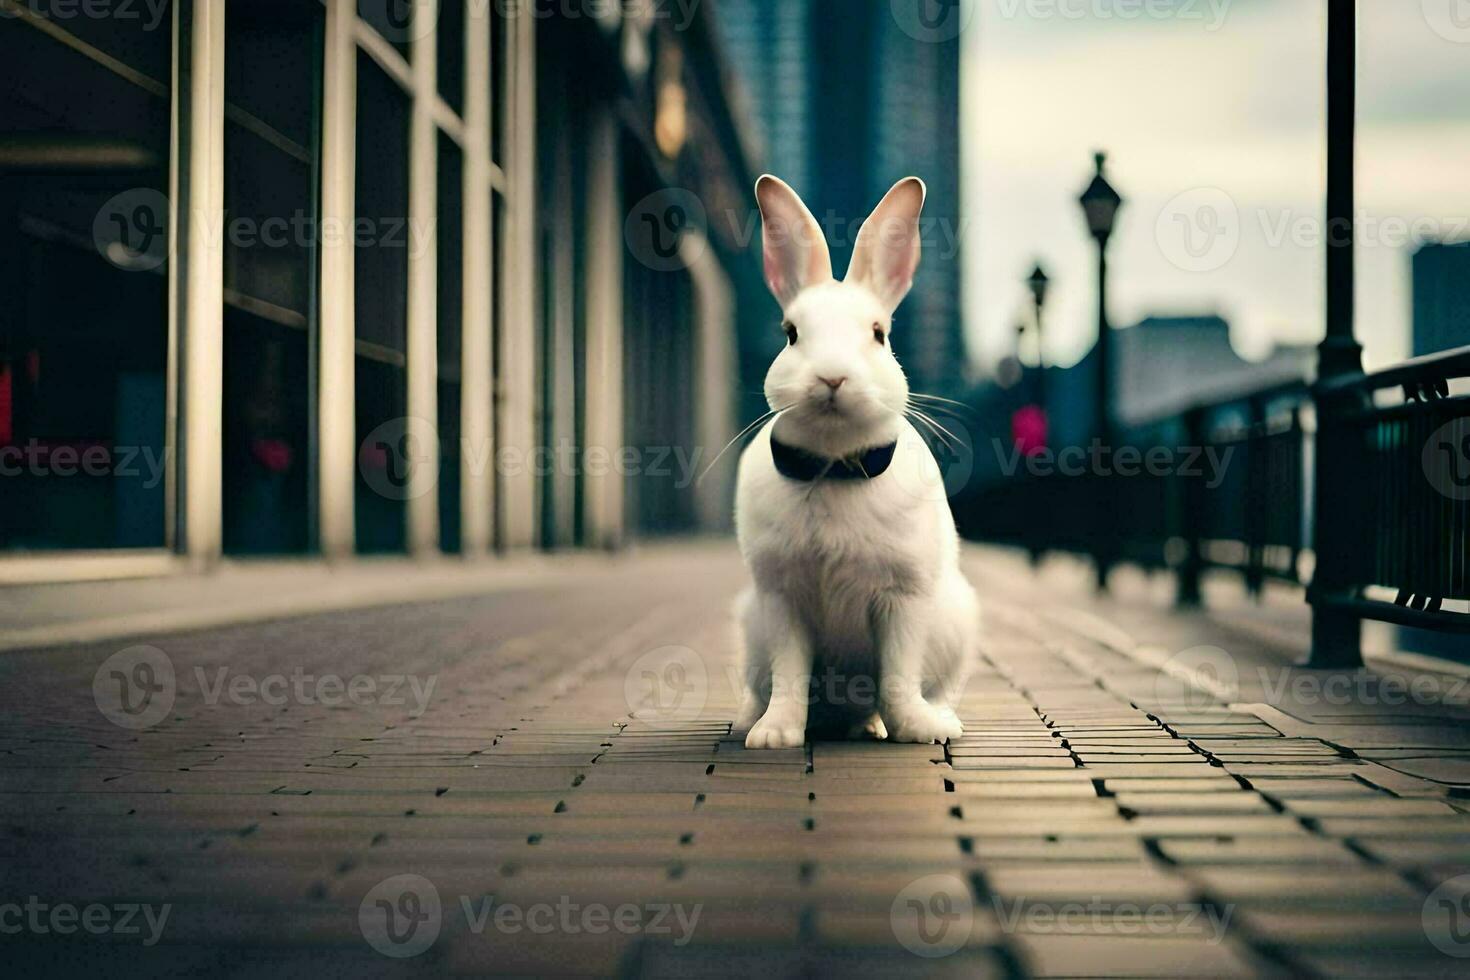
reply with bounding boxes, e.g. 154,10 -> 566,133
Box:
0,7 -> 173,551
353,52 -> 412,554
221,0 -> 323,554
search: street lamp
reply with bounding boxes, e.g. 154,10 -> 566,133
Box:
1025,262 -> 1050,408
1078,151 -> 1123,591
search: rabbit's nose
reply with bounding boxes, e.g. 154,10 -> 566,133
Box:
818,376 -> 847,391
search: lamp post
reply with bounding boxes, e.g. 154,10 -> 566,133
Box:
1078,151 -> 1123,591
1026,263 -> 1050,409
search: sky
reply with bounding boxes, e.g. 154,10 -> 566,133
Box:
961,0 -> 1470,375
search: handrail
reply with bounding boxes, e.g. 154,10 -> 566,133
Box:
1129,378 -> 1310,430
1315,343 -> 1470,397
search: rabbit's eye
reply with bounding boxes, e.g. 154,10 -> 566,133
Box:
873,324 -> 886,345
784,323 -> 798,346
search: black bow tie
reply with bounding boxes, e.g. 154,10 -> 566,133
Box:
770,437 -> 898,482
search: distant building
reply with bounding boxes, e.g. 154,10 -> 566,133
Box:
1411,241 -> 1470,356
715,0 -> 968,396
969,315 -> 1313,480
1111,316 -> 1314,427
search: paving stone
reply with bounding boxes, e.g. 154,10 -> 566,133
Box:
952,782 -> 1099,800
1114,792 -> 1273,815
1277,797 -> 1460,819
1155,837 -> 1363,865
984,863 -> 1197,904
1012,934 -> 1266,978
968,837 -> 1148,863
1183,866 -> 1422,906
6,545 -> 1468,977
1235,908 -> 1443,947
1101,776 -> 1240,793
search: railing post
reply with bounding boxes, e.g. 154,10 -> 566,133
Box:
1308,0 -> 1366,668
1244,395 -> 1266,599
1175,406 -> 1204,608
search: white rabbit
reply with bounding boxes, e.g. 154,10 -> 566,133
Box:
734,174 -> 979,748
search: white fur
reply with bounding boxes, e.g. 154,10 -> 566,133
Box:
734,176 -> 979,748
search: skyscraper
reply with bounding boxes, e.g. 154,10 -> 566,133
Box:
715,0 -> 968,395
1411,241 -> 1470,356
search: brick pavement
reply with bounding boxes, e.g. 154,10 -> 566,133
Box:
2,544 -> 1469,977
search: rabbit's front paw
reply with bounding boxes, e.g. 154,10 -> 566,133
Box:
745,709 -> 806,749
884,702 -> 963,744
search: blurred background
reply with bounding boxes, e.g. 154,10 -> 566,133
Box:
1,0 -> 1467,661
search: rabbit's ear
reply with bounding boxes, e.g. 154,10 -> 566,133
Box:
755,175 -> 833,307
847,177 -> 926,313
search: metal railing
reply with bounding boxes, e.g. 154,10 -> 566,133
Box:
958,346 -> 1470,665
957,381 -> 1309,599
1311,344 -> 1470,641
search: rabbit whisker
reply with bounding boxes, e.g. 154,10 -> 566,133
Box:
698,402 -> 798,485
